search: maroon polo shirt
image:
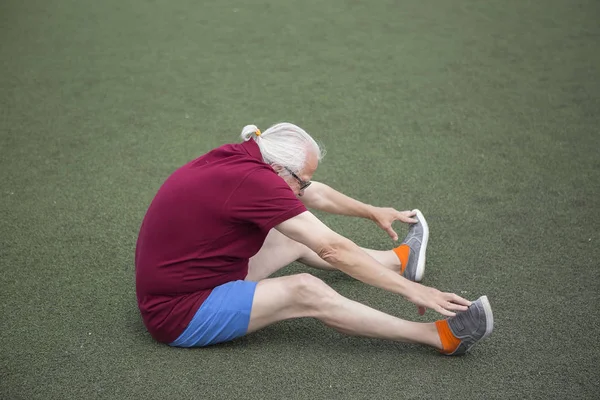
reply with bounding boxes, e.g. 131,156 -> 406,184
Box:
135,139 -> 307,343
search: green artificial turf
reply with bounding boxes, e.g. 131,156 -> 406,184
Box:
1,0 -> 599,398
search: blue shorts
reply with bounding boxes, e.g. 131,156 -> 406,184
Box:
169,280 -> 258,347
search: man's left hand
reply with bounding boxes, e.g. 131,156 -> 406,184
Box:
369,207 -> 417,241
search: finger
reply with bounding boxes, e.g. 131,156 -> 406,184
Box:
395,215 -> 417,224
448,293 -> 472,306
418,306 -> 426,315
398,212 -> 417,224
385,226 -> 398,241
435,305 -> 456,317
445,302 -> 469,312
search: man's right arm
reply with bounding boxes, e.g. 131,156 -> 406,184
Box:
275,211 -> 471,316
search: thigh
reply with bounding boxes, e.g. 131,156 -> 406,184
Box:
246,228 -> 306,281
169,280 -> 258,348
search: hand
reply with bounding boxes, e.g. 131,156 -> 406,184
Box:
369,207 -> 418,241
404,282 -> 472,317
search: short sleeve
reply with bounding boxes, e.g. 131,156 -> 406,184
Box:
227,166 -> 307,232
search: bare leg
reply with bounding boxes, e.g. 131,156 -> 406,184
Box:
299,247 -> 398,271
248,273 -> 442,349
246,229 -> 400,281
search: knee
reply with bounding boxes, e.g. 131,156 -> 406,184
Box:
289,273 -> 337,310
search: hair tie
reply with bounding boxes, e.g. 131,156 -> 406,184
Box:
255,129 -> 261,137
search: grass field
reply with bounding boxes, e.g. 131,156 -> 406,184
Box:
1,0 -> 599,399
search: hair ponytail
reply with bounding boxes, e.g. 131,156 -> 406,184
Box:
240,125 -> 261,141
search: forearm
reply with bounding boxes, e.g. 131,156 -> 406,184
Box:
302,181 -> 374,219
320,237 -> 415,297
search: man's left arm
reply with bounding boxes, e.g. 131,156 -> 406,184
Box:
300,181 -> 418,241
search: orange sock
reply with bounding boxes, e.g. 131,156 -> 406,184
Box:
393,244 -> 410,274
435,320 -> 461,354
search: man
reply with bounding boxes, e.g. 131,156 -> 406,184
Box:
135,122 -> 493,355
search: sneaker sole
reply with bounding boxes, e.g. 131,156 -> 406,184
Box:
413,209 -> 429,282
479,295 -> 494,340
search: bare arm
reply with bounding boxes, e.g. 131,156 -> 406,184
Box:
300,181 -> 418,240
300,181 -> 374,218
275,211 -> 471,316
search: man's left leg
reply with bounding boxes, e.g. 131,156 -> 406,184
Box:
247,229 -> 407,281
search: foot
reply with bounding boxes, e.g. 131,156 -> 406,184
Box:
437,296 -> 494,356
397,209 -> 429,282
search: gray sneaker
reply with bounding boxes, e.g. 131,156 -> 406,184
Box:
401,209 -> 429,282
444,295 -> 494,356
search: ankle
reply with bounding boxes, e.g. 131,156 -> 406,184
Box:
392,245 -> 409,273
435,319 -> 461,354
386,249 -> 402,270
428,322 -> 444,350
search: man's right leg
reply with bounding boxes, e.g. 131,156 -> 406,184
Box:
248,273 -> 493,354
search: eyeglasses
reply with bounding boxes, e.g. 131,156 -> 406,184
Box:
284,167 -> 312,191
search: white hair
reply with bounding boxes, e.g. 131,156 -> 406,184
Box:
240,123 -> 325,173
